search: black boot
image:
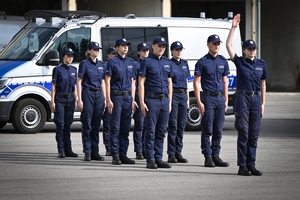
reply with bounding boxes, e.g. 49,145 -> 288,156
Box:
84,153 -> 91,161
175,154 -> 188,163
247,166 -> 262,176
212,156 -> 229,167
167,155 -> 177,163
204,156 -> 215,167
238,166 -> 251,176
58,151 -> 65,158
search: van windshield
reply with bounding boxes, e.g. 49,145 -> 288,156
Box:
0,26 -> 59,61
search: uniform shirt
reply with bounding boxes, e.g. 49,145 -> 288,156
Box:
106,54 -> 135,91
78,57 -> 106,88
52,63 -> 77,94
139,54 -> 173,94
232,54 -> 268,91
170,57 -> 191,89
194,53 -> 230,92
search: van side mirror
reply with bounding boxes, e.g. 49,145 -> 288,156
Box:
45,50 -> 60,66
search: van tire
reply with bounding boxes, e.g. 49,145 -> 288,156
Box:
11,99 -> 46,134
0,121 -> 7,129
185,97 -> 202,131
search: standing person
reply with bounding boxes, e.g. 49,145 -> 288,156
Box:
77,41 -> 106,162
139,37 -> 173,169
226,14 -> 267,176
102,46 -> 118,156
133,42 -> 149,160
167,41 -> 190,163
193,34 -> 230,168
106,38 -> 136,165
51,48 -> 78,158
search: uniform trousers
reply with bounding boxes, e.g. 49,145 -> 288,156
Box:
80,88 -> 104,154
109,94 -> 132,157
201,93 -> 225,157
54,95 -> 75,152
144,97 -> 169,162
167,92 -> 188,155
235,92 -> 262,167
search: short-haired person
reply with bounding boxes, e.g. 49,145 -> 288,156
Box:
77,41 -> 106,162
193,34 -> 230,168
51,48 -> 78,158
139,37 -> 173,169
102,46 -> 118,156
167,41 -> 190,163
106,38 -> 136,165
226,14 -> 267,176
132,42 -> 149,160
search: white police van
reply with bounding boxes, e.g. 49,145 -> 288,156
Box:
0,10 -> 241,133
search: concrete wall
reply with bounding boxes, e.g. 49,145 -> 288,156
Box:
262,0 -> 300,91
86,0 -> 162,17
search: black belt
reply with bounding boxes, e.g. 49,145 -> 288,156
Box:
111,90 -> 131,96
88,87 -> 102,92
56,92 -> 73,98
146,93 -> 168,99
237,90 -> 260,96
173,88 -> 186,93
203,90 -> 223,96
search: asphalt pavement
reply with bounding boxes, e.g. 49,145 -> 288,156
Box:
0,93 -> 299,200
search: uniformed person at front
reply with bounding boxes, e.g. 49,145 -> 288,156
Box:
193,34 -> 230,167
77,41 -> 106,162
102,46 -> 118,157
139,37 -> 173,169
132,42 -> 150,160
167,41 -> 190,164
51,48 -> 78,158
226,14 -> 267,176
106,38 -> 136,165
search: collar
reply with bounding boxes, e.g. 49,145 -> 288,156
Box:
171,57 -> 181,64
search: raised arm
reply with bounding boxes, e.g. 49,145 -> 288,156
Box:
226,13 -> 241,60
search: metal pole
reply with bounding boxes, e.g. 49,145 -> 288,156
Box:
257,0 -> 261,58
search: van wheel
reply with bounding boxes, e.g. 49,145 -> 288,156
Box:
0,121 -> 7,129
185,97 -> 202,131
11,99 -> 46,134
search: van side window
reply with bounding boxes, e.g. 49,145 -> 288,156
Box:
101,27 -> 168,62
50,28 -> 91,63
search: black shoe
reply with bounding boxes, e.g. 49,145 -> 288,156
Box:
91,153 -> 105,161
58,151 -> 65,158
212,156 -> 229,167
204,156 -> 215,167
136,152 -> 144,160
238,166 -> 251,176
142,151 -> 146,159
146,160 -> 157,169
167,155 -> 177,163
175,154 -> 188,163
156,160 -> 172,168
105,150 -> 111,156
112,156 -> 121,165
84,153 -> 91,161
65,151 -> 78,157
120,156 -> 135,164
247,166 -> 262,176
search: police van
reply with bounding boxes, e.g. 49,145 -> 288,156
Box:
0,10 -> 241,133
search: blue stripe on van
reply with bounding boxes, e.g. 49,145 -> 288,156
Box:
0,61 -> 26,78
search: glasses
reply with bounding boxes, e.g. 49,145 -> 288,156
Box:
92,49 -> 100,51
212,42 -> 220,46
247,48 -> 256,51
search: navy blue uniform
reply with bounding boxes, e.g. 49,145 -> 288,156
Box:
232,54 -> 268,168
133,59 -> 144,154
167,58 -> 190,156
52,63 -> 77,153
194,53 -> 229,157
139,54 -> 173,162
106,54 -> 135,157
78,57 -> 106,154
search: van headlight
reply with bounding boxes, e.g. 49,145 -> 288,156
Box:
0,78 -> 12,90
